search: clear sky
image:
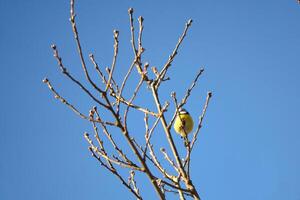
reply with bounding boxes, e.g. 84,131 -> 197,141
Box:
1,0 -> 300,199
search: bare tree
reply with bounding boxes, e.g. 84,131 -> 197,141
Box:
43,0 -> 212,199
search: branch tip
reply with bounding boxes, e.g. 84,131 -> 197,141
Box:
113,29 -> 119,37
171,92 -> 176,98
208,91 -> 212,97
84,132 -> 89,138
138,16 -> 144,22
42,78 -> 49,83
50,44 -> 56,49
128,7 -> 133,14
144,62 -> 149,69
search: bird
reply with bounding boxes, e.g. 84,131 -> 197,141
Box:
173,108 -> 194,138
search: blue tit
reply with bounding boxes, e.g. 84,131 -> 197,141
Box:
173,108 -> 194,137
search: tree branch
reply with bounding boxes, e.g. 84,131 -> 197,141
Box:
155,19 -> 193,88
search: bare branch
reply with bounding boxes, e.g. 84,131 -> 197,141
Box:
151,87 -> 201,199
180,68 -> 204,105
69,0 -> 105,95
117,60 -> 135,114
151,88 -> 185,175
106,30 -> 119,91
85,131 -> 140,171
168,67 -> 204,130
43,78 -> 88,119
106,67 -> 120,95
128,170 -> 141,199
128,8 -> 145,77
135,115 -> 176,182
144,101 -> 169,157
50,45 -> 108,108
89,55 -> 154,118
124,77 -> 144,128
92,107 -> 136,167
161,185 -> 191,199
160,148 -> 180,174
138,16 -> 144,54
159,179 -> 191,195
111,92 -> 158,117
182,91 -> 212,181
89,54 -> 107,85
148,142 -> 177,182
175,182 -> 187,200
190,92 -> 212,152
86,142 -> 142,199
155,19 -> 193,88
128,8 -> 138,56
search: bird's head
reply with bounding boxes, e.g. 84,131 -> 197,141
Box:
178,107 -> 189,115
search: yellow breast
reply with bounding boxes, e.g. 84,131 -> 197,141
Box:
173,113 -> 194,137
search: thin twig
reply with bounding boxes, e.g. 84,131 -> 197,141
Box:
180,68 -> 204,105
85,132 -> 141,171
144,113 -> 150,150
128,170 -> 141,198
117,60 -> 135,114
106,30 -> 119,91
189,92 -> 212,152
151,88 -> 185,175
92,107 -> 136,167
89,53 -> 118,94
124,77 -> 144,128
89,54 -> 107,85
89,55 -> 154,117
159,179 -> 191,195
128,8 -> 144,76
161,185 -> 191,198
136,117 -> 176,182
175,182 -> 187,200
131,137 -> 165,174
144,102 -> 169,158
119,61 -> 135,94
50,45 -> 108,108
106,67 -> 120,95
151,86 -> 201,200
111,91 -> 158,117
87,143 -> 142,199
42,79 -> 115,125
138,16 -> 144,54
69,1 -> 122,131
69,1 -> 105,95
183,91 -> 212,179
160,148 -> 180,174
168,67 -> 204,130
155,19 -> 193,88
128,8 -> 138,56
43,78 -> 87,119
148,142 -> 177,182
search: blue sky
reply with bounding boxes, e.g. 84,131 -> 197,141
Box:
1,0 -> 300,199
